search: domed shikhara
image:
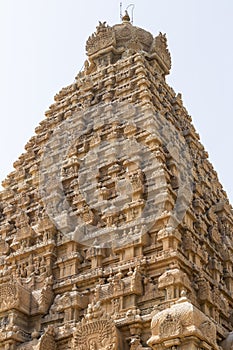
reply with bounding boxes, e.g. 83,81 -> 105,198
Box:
85,17 -> 172,76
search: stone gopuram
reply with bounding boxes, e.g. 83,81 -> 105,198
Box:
0,12 -> 233,350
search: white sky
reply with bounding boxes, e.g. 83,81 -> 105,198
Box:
0,0 -> 232,204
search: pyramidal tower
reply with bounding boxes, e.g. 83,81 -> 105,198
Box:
0,12 -> 233,350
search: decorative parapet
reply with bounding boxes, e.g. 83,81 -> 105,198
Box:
85,20 -> 171,76
93,266 -> 143,302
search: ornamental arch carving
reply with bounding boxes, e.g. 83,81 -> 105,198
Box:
72,302 -> 121,350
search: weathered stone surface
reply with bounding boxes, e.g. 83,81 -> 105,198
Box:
0,12 -> 232,350
148,292 -> 218,349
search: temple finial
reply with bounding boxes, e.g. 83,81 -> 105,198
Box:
122,10 -> 130,23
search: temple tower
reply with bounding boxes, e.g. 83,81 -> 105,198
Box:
0,13 -> 233,350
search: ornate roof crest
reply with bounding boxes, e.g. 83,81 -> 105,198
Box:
151,32 -> 172,73
86,21 -> 116,56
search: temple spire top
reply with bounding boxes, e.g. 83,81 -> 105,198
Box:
122,10 -> 130,23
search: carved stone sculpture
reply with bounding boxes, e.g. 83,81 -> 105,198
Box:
0,9 -> 232,350
72,302 -> 120,350
148,292 -> 218,349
